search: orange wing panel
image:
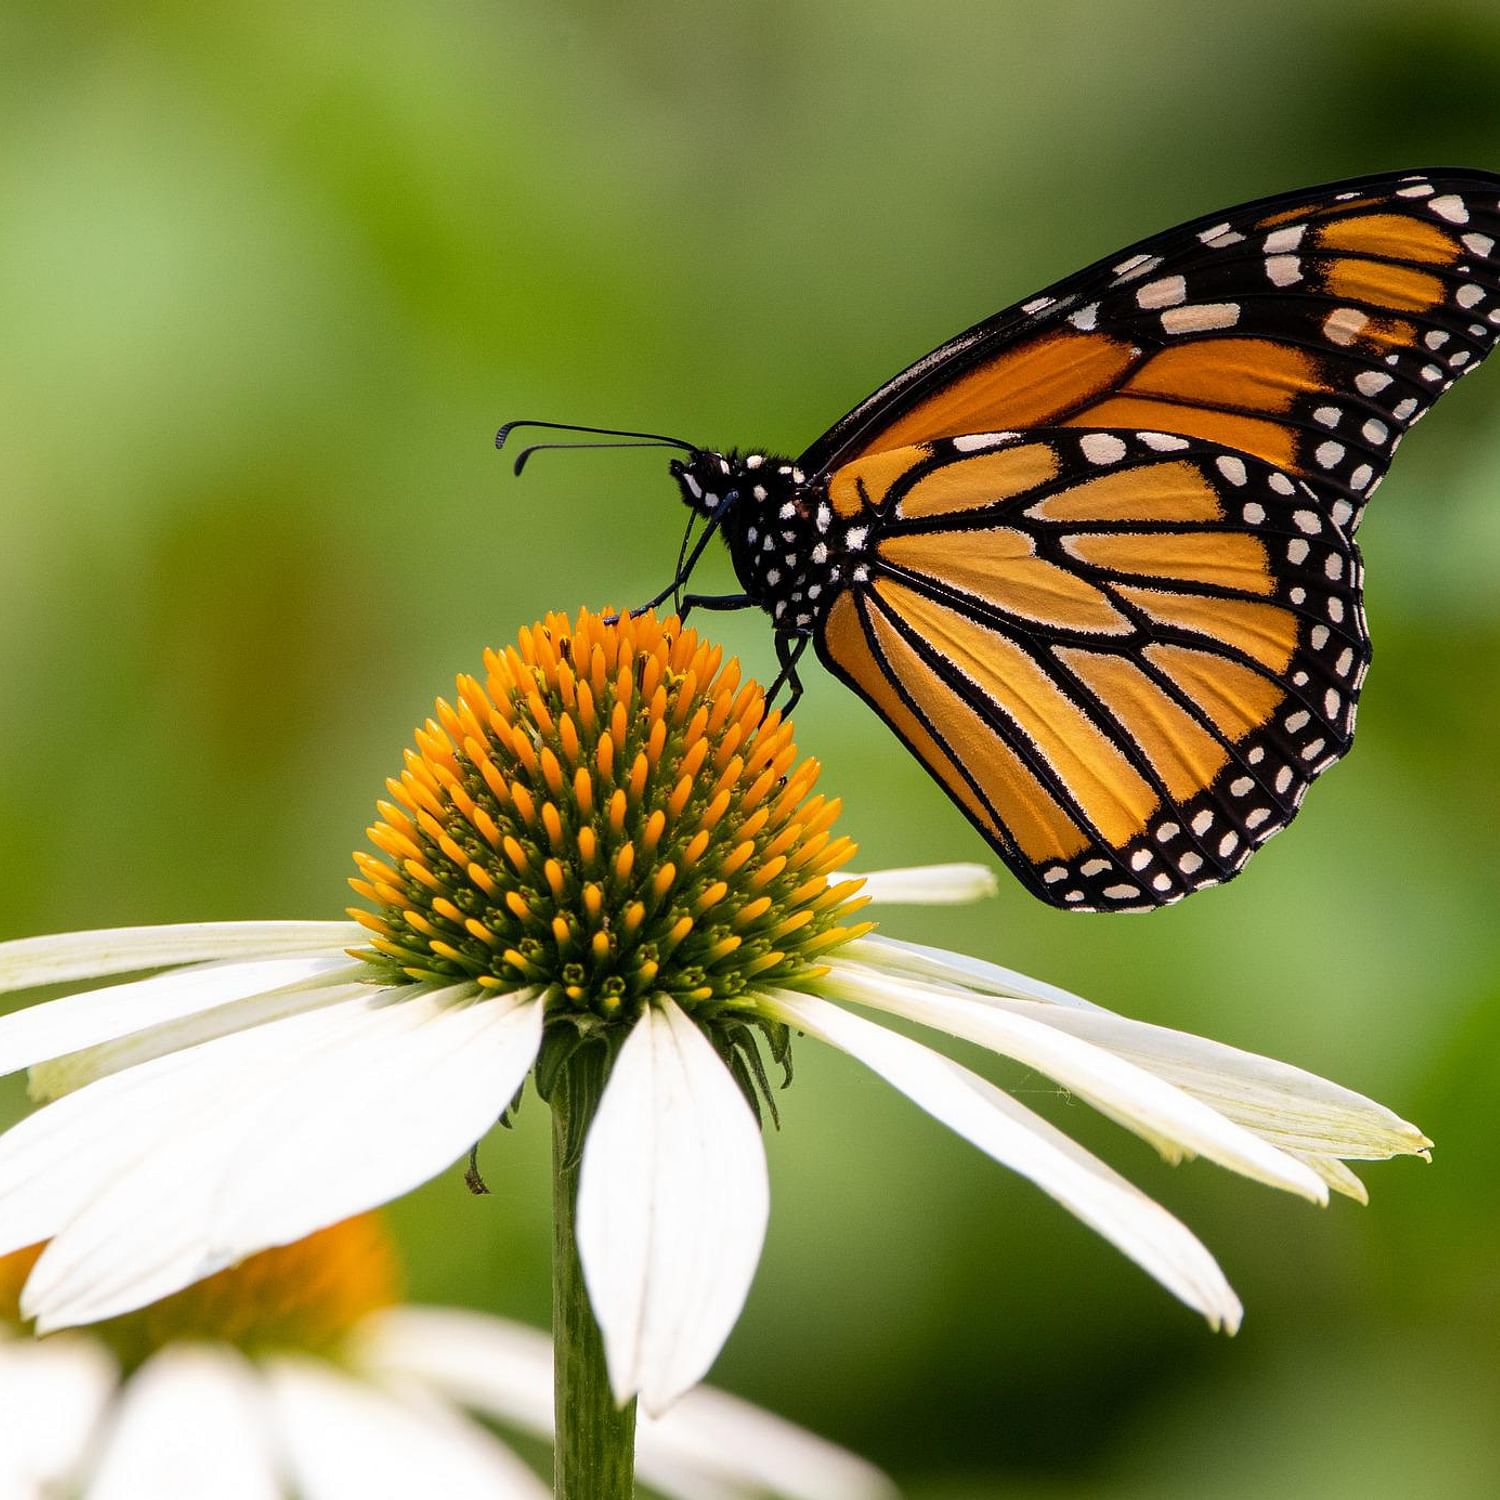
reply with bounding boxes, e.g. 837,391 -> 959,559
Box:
1024,461 -> 1223,523
819,592 -> 1006,843
896,443 -> 1061,518
1113,584 -> 1298,673
1063,530 -> 1276,595
1316,212 -> 1460,264
1123,339 -> 1319,415
1143,643 -> 1284,739
876,578 -> 1159,847
879,528 -> 1132,634
849,332 -> 1139,458
1059,397 -> 1299,468
826,446 -> 923,518
862,599 -> 1092,861
1324,258 -> 1446,312
1055,647 -> 1229,802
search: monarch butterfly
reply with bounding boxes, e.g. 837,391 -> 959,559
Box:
499,169 -> 1500,912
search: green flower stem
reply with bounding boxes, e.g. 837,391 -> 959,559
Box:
552,1055 -> 636,1499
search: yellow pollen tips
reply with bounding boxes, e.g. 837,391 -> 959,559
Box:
351,608 -> 867,1015
1,1216 -> 400,1364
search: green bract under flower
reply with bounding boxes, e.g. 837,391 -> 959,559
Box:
350,608 -> 872,1024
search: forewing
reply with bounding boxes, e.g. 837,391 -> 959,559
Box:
800,168 -> 1500,530
814,430 -> 1368,911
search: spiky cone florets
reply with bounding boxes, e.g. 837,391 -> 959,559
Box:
349,608 -> 873,1032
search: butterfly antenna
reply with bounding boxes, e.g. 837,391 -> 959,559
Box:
496,419 -> 696,453
510,439 -> 692,477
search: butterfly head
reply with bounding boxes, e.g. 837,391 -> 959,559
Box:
671,449 -> 801,524
669,449 -> 742,519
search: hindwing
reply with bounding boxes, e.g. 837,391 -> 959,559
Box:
814,430 -> 1369,910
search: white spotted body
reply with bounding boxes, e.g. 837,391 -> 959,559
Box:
671,451 -> 854,635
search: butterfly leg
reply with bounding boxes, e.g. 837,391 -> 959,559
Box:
676,592 -> 753,624
612,518 -> 725,622
766,633 -> 809,715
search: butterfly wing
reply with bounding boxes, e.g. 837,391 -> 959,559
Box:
800,168 -> 1500,530
814,430 -> 1368,910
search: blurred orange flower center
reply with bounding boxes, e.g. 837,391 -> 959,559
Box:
0,1215 -> 399,1369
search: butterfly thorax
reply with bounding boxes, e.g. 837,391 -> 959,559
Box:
671,449 -> 856,636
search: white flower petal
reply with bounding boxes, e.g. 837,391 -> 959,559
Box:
650,1380 -> 899,1500
350,1306 -> 555,1440
952,991 -> 1430,1163
820,963 -> 1326,1202
577,996 -> 770,1415
847,863 -> 998,905
0,922 -> 361,996
0,953 -> 362,1084
13,1001 -> 379,1322
266,1356 -> 548,1500
353,1306 -> 896,1500
0,1020 -> 284,1261
0,1334 -> 118,1488
85,1345 -> 279,1500
846,934 -> 1101,1010
29,971 -> 378,1103
21,986 -> 544,1331
762,991 -> 1242,1332
1294,1152 -> 1369,1203
213,985 -> 544,1252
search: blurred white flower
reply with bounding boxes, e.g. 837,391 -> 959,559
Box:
0,1215 -> 894,1500
0,609 -> 1430,1419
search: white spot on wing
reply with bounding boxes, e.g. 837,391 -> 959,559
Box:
1323,308 -> 1369,346
951,431 -> 1019,452
1080,433 -> 1127,464
1112,253 -> 1160,282
1160,303 -> 1240,333
1136,275 -> 1187,309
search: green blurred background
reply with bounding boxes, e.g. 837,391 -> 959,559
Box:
3,1 -> 1500,1494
